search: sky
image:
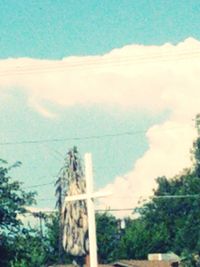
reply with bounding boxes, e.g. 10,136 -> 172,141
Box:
1,0 -> 200,217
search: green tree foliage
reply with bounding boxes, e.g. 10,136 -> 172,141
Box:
96,212 -> 121,263
0,160 -> 36,266
0,160 -> 35,232
129,115 -> 200,265
9,228 -> 48,267
119,218 -> 152,259
45,213 -> 60,264
193,113 -> 200,177
44,213 -> 72,265
138,172 -> 200,254
11,212 -> 72,267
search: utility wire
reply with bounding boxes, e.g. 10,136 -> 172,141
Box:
1,48 -> 200,76
0,125 -> 193,146
3,194 -> 200,213
24,208 -> 134,214
23,181 -> 55,189
24,193 -> 200,215
36,193 -> 200,202
96,208 -> 134,212
4,124 -> 193,190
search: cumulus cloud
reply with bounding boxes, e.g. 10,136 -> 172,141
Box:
1,37 -> 200,216
1,38 -> 199,116
99,120 -> 197,217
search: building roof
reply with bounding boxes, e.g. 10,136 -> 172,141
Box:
48,265 -> 113,267
49,260 -> 179,267
113,260 -> 179,267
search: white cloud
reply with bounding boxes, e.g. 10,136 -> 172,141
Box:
1,38 -> 199,116
1,37 -> 200,216
99,120 -> 197,217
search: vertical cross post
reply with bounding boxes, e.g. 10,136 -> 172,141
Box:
64,153 -> 111,267
85,153 -> 98,267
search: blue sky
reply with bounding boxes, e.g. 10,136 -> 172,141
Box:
1,0 -> 200,58
0,1 -> 200,212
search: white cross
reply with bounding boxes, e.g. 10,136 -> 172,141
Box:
64,153 -> 111,267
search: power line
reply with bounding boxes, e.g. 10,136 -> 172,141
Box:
1,48 -> 200,76
38,198 -> 56,201
24,208 -> 134,214
152,194 -> 200,199
0,130 -> 147,146
22,173 -> 60,189
96,208 -> 134,212
36,193 -> 200,202
0,125 -> 193,146
23,181 -> 55,189
3,193 -> 200,214
24,192 -> 200,215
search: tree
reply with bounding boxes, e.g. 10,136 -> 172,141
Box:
9,228 -> 48,267
44,213 -> 72,266
134,117 -> 200,264
45,213 -> 60,264
57,147 -> 88,267
134,170 -> 200,259
192,113 -> 200,177
117,115 -> 200,265
96,212 -> 121,263
55,157 -> 68,263
0,159 -> 36,267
